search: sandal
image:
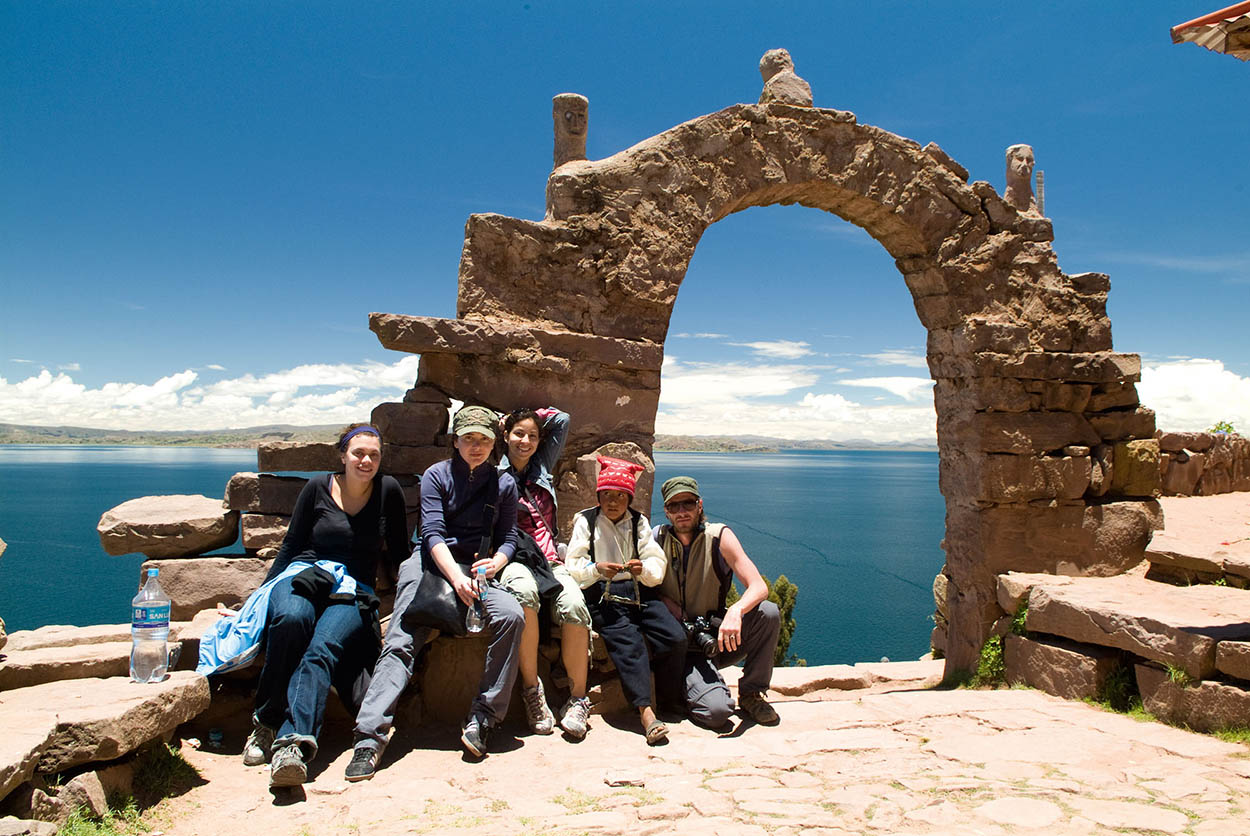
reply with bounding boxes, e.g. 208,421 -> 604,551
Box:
645,719 -> 668,746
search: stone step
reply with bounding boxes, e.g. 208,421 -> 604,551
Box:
1024,573 -> 1250,679
1145,492 -> 1250,582
1,620 -> 208,691
0,643 -> 133,692
0,671 -> 209,800
5,621 -> 199,652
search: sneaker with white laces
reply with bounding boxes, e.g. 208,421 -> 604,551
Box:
344,744 -> 381,782
460,714 -> 492,758
268,743 -> 307,787
521,680 -> 555,734
242,722 -> 276,766
558,696 -> 591,740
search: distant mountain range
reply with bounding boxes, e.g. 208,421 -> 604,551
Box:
0,423 -> 342,447
0,423 -> 936,452
654,434 -> 936,452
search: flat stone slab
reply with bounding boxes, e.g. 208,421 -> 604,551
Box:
223,472 -> 307,515
97,495 -> 239,558
0,642 -> 132,691
140,556 -> 268,619
1148,492 -> 1250,578
1025,574 -> 1250,678
1216,640 -> 1250,681
997,571 -> 1085,614
0,672 -> 208,799
5,621 -> 198,652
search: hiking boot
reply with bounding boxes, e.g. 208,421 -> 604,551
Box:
242,722 -> 275,766
268,743 -> 307,787
558,696 -> 591,740
521,681 -> 555,734
738,692 -> 780,726
344,744 -> 381,782
460,714 -> 492,758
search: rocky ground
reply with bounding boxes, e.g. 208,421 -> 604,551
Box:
151,667 -> 1250,836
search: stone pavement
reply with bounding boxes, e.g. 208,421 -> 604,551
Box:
158,670 -> 1250,836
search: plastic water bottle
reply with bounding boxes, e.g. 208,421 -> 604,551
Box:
130,567 -> 171,683
465,566 -> 488,634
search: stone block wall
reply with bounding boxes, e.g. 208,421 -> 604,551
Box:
1157,431 -> 1250,496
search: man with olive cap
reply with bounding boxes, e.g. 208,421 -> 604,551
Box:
653,476 -> 781,728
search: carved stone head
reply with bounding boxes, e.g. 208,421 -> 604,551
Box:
552,93 -> 589,168
1004,143 -> 1038,213
759,48 -> 795,82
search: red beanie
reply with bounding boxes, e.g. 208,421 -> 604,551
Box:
596,456 -> 644,497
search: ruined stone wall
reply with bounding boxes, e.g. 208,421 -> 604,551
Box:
1158,431 -> 1250,496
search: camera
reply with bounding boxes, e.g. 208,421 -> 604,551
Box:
683,613 -> 724,658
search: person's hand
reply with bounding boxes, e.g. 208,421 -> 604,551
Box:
625,559 -> 644,577
718,604 -> 744,653
472,554 -> 506,580
597,562 -> 623,578
453,571 -> 478,607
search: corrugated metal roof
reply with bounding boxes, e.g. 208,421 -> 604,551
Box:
1171,1 -> 1250,61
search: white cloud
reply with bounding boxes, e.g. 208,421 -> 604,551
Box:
730,340 -> 813,359
658,357 -> 935,443
671,332 -> 727,339
0,356 -> 420,431
1139,358 -> 1250,433
835,376 -> 934,402
205,364 -> 226,371
58,363 -> 81,372
862,350 -> 927,368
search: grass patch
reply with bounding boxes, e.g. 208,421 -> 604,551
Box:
1213,727 -> 1250,747
551,789 -> 599,813
1165,663 -> 1196,687
57,743 -> 201,836
59,798 -> 144,836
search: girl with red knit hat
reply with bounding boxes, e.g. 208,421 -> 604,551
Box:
565,456 -> 688,745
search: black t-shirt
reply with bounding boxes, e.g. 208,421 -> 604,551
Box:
264,473 -> 409,588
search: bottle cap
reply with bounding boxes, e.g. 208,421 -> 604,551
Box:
147,568 -> 158,577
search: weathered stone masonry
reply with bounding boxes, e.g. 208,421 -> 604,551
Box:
370,83 -> 1161,677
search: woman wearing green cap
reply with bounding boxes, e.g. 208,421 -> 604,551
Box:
347,405 -> 524,777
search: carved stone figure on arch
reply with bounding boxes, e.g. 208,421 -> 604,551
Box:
552,93 -> 589,168
1004,143 -> 1040,216
758,48 -> 813,107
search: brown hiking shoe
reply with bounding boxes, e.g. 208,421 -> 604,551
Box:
738,692 -> 779,725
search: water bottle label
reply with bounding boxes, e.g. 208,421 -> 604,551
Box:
133,603 -> 170,628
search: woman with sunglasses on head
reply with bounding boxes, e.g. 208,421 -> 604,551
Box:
493,407 -> 594,739
244,423 -> 408,788
347,405 -> 524,778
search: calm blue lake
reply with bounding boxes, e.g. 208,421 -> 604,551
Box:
0,446 -> 944,665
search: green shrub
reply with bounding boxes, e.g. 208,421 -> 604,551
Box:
1210,420 -> 1236,434
970,635 -> 1005,687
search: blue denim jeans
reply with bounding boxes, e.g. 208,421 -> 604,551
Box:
254,577 -> 377,757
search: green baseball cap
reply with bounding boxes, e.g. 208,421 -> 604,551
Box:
452,405 -> 499,439
660,475 -> 701,504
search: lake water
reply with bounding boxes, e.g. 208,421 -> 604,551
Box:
0,446 -> 945,665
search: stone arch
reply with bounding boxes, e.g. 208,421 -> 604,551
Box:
370,101 -> 1161,676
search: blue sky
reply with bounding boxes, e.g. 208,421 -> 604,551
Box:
2,1 -> 1248,441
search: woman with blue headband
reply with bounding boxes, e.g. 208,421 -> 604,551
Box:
244,422 -> 409,788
